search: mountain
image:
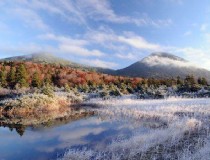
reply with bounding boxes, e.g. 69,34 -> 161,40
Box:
1,52 -> 210,80
1,53 -> 84,68
0,53 -> 115,73
115,52 -> 210,80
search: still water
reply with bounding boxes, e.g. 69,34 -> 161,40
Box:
0,114 -> 144,160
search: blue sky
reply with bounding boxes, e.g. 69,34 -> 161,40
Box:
0,0 -> 210,69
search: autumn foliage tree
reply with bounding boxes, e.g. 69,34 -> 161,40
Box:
0,61 -> 208,92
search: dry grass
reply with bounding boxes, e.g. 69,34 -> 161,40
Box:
59,97 -> 210,160
0,92 -> 85,125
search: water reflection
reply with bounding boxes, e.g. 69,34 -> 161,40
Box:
0,124 -> 26,136
0,111 -> 141,160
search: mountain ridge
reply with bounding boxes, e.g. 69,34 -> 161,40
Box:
115,52 -> 210,80
0,53 -> 115,74
1,52 -> 210,80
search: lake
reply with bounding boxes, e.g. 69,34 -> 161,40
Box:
1,98 -> 210,160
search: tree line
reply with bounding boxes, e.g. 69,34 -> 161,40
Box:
0,61 -> 208,93
0,61 -> 141,90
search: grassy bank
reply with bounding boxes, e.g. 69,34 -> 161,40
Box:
0,88 -> 90,125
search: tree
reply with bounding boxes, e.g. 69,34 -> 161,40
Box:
64,83 -> 71,92
15,64 -> 28,88
185,75 -> 196,86
31,72 -> 41,88
147,78 -> 155,87
44,74 -> 52,85
198,77 -> 208,86
7,67 -> 16,88
42,84 -> 54,97
201,77 -> 208,86
0,66 -> 7,87
198,77 -> 202,85
176,76 -> 183,86
184,75 -> 199,92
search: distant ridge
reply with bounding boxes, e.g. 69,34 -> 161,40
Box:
1,53 -> 82,67
115,52 -> 210,80
1,52 -> 210,80
0,53 -> 115,73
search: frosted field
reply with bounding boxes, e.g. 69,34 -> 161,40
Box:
60,97 -> 210,160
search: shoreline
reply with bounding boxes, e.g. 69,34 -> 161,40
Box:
0,91 -> 91,126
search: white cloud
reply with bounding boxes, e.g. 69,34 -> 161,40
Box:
39,33 -> 105,57
118,34 -> 161,51
81,59 -> 118,68
142,54 -> 194,68
0,43 -> 55,55
173,47 -> 210,70
12,8 -> 49,30
39,33 -> 88,46
3,0 -> 172,28
59,45 -> 104,57
200,24 -> 208,32
184,30 -> 192,36
86,29 -> 162,51
115,53 -> 137,60
76,0 -> 172,27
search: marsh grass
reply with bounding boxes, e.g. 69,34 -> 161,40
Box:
60,98 -> 210,160
0,91 -> 84,125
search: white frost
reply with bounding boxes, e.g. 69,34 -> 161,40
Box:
59,98 -> 210,160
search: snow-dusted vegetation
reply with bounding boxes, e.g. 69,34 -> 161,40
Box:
60,97 -> 210,160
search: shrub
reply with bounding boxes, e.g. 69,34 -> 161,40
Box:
42,84 -> 54,97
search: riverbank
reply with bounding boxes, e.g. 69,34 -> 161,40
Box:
0,89 -> 92,126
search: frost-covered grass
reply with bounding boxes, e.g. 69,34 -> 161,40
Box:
60,97 -> 210,160
0,91 -> 86,125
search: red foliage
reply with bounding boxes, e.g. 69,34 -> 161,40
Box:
0,61 -> 142,87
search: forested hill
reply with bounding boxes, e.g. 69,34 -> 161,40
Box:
0,61 -> 209,95
0,61 -> 142,89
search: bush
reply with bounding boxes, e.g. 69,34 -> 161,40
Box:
42,84 -> 54,97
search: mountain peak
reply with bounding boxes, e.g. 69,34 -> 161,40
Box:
140,52 -> 191,68
147,52 -> 187,62
116,52 -> 210,79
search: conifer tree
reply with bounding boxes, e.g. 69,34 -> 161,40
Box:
15,64 -> 28,88
176,76 -> 183,86
44,74 -> 52,86
0,66 -> 7,87
201,77 -> 208,86
198,77 -> 202,85
42,83 -> 54,97
31,71 -> 41,88
64,83 -> 71,92
7,67 -> 16,88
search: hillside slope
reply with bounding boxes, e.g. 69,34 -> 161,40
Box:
115,52 -> 210,80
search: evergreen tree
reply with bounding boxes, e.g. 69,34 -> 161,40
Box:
42,83 -> 54,97
31,71 -> 41,88
201,77 -> 208,86
0,66 -> 7,87
176,76 -> 183,86
64,83 -> 71,92
185,75 -> 196,86
184,75 -> 199,92
198,77 -> 202,85
52,70 -> 64,87
44,74 -> 52,86
15,64 -> 28,88
7,67 -> 16,88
